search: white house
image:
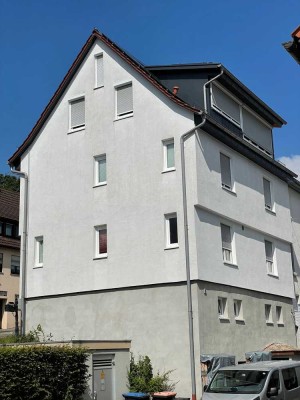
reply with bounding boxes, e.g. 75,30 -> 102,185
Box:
9,29 -> 300,399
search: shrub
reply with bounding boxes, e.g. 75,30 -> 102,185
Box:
0,345 -> 89,400
127,354 -> 175,393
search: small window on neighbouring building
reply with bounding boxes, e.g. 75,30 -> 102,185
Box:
218,297 -> 228,318
0,253 -> 3,273
95,54 -> 104,88
265,304 -> 273,324
263,178 -> 273,211
234,299 -> 243,320
35,236 -> 44,267
220,153 -> 232,190
5,223 -> 13,237
94,155 -> 107,186
220,223 -> 233,263
95,225 -> 107,258
265,240 -> 276,275
116,83 -> 133,118
163,139 -> 175,171
276,306 -> 283,325
69,97 -> 85,131
165,213 -> 178,248
11,255 -> 20,275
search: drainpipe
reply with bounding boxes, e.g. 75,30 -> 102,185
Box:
10,167 -> 28,336
180,113 -> 206,400
203,66 -> 224,114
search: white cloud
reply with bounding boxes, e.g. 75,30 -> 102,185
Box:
278,155 -> 300,179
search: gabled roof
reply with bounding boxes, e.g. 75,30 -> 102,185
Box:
9,29 -> 200,168
0,189 -> 19,221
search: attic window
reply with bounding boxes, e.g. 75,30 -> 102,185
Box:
69,97 -> 85,131
116,83 -> 133,118
211,83 -> 241,127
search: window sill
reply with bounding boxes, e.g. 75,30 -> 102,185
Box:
164,244 -> 179,250
277,322 -> 284,327
222,186 -> 237,196
10,273 -> 20,276
266,321 -> 274,326
267,272 -> 279,279
33,265 -> 43,269
94,85 -> 104,90
265,207 -> 276,216
114,114 -> 133,122
162,168 -> 176,174
219,317 -> 230,321
68,127 -> 85,134
93,254 -> 108,260
235,318 -> 245,322
223,261 -> 238,268
93,182 -> 107,188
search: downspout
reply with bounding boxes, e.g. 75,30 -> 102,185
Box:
180,113 -> 206,400
203,67 -> 224,114
10,167 -> 28,336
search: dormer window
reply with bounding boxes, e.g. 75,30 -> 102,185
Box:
211,83 -> 241,127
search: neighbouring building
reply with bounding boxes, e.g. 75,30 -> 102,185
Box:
0,188 -> 20,334
8,29 -> 300,397
283,25 -> 300,64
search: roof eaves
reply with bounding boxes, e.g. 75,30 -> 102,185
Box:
9,30 -> 201,167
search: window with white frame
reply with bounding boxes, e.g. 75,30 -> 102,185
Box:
263,178 -> 273,211
211,83 -> 241,126
276,306 -> 283,325
165,213 -> 178,248
220,153 -> 232,190
69,97 -> 85,131
94,155 -> 107,186
220,223 -> 233,263
265,304 -> 273,323
233,299 -> 243,320
11,255 -> 20,275
95,225 -> 107,258
116,83 -> 133,118
218,297 -> 228,318
95,54 -> 104,88
265,240 -> 276,275
35,236 -> 44,267
163,139 -> 175,171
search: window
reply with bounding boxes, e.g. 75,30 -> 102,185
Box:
220,153 -> 232,190
282,368 -> 298,391
276,306 -> 283,325
5,223 -> 13,236
95,225 -> 107,258
165,214 -> 178,248
218,297 -> 228,318
116,83 -> 133,118
0,253 -> 2,273
163,139 -> 175,171
0,221 -> 3,234
69,97 -> 85,131
265,240 -> 276,275
265,304 -> 273,324
35,236 -> 44,267
267,371 -> 280,394
220,223 -> 233,263
11,255 -> 20,275
95,54 -> 103,88
263,178 -> 273,211
211,84 -> 241,126
94,155 -> 107,186
233,299 -> 243,320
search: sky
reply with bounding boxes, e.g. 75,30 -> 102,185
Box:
0,0 -> 299,176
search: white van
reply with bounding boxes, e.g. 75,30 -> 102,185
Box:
202,360 -> 300,400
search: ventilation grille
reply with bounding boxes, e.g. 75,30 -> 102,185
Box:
93,358 -> 113,369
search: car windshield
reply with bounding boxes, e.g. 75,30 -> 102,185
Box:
207,369 -> 269,394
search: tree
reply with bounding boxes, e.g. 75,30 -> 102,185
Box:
0,173 -> 20,192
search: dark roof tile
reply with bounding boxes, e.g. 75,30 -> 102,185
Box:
0,189 -> 20,221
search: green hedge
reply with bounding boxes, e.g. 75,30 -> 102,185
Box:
0,345 -> 89,400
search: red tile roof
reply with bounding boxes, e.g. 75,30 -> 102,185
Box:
0,189 -> 20,221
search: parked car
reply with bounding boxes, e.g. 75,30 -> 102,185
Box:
202,360 -> 300,400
